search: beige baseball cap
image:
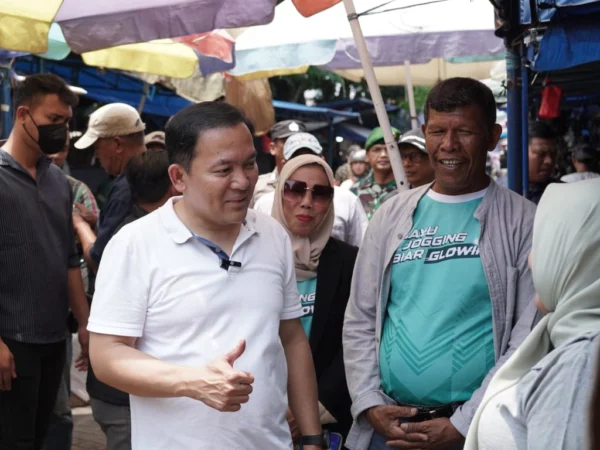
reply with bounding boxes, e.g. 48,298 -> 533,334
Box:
144,131 -> 166,149
75,103 -> 146,149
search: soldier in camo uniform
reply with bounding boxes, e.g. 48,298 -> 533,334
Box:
351,126 -> 400,220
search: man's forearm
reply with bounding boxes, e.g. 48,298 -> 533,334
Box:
67,268 -> 90,327
282,323 -> 321,436
74,222 -> 98,272
90,333 -> 189,398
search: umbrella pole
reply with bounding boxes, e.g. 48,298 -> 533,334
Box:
342,0 -> 408,192
404,61 -> 419,130
138,82 -> 150,114
0,69 -> 12,140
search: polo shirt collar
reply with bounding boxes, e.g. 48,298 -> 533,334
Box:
0,148 -> 51,176
159,197 -> 259,245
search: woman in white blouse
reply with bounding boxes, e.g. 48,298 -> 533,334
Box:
465,178 -> 600,450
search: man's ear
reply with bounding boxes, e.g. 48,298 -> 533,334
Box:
15,105 -> 30,124
168,163 -> 187,193
114,137 -> 124,153
168,183 -> 180,197
269,141 -> 277,157
489,124 -> 502,151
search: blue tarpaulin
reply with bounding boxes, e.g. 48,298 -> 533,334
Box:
521,0 -> 600,23
14,57 -> 192,117
530,13 -> 600,71
334,122 -> 370,143
272,100 -> 360,123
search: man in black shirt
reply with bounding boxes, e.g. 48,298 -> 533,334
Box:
0,74 -> 90,450
527,121 -> 561,204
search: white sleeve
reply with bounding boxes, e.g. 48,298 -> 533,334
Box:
346,193 -> 369,247
280,232 -> 303,320
87,229 -> 149,337
253,193 -> 274,215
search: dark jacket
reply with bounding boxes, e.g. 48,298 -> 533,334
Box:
311,237 -> 358,439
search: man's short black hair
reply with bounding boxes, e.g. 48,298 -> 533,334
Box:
14,74 -> 78,109
424,77 -> 497,130
125,150 -> 172,204
528,120 -> 558,141
165,102 -> 248,171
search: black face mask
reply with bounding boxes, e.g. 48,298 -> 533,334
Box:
23,112 -> 68,155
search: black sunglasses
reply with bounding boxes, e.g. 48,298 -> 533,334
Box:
283,180 -> 334,203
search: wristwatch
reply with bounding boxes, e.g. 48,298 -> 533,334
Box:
300,431 -> 330,448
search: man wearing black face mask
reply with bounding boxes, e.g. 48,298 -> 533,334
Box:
0,74 -> 91,449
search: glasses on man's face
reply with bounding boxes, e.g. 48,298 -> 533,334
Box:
283,180 -> 334,204
400,151 -> 425,164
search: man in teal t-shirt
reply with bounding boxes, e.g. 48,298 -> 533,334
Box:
342,78 -> 537,450
380,189 -> 495,407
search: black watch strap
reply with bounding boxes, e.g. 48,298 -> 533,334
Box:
300,434 -> 325,446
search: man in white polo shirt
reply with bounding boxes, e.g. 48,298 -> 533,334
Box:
254,132 -> 368,247
88,102 -> 325,449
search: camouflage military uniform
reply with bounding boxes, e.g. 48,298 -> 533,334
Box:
351,173 -> 397,220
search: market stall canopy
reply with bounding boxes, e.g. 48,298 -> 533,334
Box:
0,0 -> 348,79
0,0 -> 274,54
230,0 -> 503,85
525,5 -> 600,71
519,0 -> 600,23
14,57 -> 192,117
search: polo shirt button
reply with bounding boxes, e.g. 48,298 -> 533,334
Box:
397,233 -> 403,240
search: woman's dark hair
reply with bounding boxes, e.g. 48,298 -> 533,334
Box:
125,150 -> 172,204
424,77 -> 497,130
165,102 -> 247,172
14,74 -> 78,109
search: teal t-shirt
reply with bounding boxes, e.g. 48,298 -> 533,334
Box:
379,189 -> 495,406
297,278 -> 317,337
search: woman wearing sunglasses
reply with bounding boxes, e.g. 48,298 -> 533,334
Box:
272,155 -> 358,448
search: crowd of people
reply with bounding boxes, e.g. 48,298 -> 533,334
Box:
0,73 -> 598,450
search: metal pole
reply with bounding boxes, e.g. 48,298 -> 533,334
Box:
0,69 -> 12,140
342,0 -> 408,191
404,60 -> 419,129
328,119 -> 335,168
138,82 -> 150,114
520,45 -> 529,198
506,48 -> 522,193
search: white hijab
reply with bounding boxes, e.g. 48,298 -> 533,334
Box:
465,178 -> 600,448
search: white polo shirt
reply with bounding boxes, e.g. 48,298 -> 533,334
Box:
253,186 -> 368,247
88,198 -> 302,450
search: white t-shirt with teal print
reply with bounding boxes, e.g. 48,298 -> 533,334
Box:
379,188 -> 495,407
297,278 -> 317,337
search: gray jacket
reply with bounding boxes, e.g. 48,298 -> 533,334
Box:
342,180 -> 539,449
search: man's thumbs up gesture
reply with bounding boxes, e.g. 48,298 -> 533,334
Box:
182,339 -> 255,412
